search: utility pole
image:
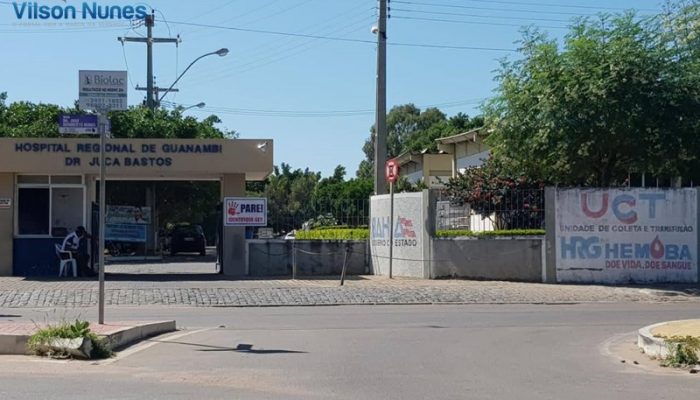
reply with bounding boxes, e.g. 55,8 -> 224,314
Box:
374,0 -> 388,195
118,11 -> 180,111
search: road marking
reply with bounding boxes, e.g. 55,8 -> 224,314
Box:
97,328 -> 212,365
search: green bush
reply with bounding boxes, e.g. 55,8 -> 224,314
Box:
296,228 -> 369,240
662,336 -> 700,367
28,320 -> 112,359
435,229 -> 545,238
312,225 -> 368,231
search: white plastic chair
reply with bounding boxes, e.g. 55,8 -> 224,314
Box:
55,244 -> 77,278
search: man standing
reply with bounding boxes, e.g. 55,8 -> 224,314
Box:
62,226 -> 93,277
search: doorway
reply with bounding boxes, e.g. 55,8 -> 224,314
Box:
96,180 -> 222,277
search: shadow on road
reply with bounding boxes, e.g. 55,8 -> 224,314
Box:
147,339 -> 306,354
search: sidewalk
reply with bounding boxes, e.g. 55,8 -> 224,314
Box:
0,275 -> 699,307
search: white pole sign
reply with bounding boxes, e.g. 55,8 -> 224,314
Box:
79,70 -> 128,111
224,197 -> 267,226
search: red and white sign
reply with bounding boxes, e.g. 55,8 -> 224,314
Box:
0,198 -> 10,209
385,159 -> 399,183
224,197 -> 267,227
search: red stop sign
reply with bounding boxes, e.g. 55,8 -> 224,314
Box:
385,159 -> 399,183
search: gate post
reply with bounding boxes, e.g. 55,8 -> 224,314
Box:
221,174 -> 247,276
544,187 -> 557,283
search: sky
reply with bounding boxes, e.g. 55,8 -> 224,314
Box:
0,0 -> 662,178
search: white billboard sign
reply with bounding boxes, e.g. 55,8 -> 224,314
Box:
224,197 -> 267,227
555,188 -> 697,284
79,70 -> 127,111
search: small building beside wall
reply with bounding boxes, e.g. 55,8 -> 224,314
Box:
0,137 -> 273,277
395,150 -> 452,189
435,127 -> 490,177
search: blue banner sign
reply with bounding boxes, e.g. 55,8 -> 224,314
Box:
105,223 -> 146,243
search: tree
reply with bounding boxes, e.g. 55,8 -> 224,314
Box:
0,92 -> 68,137
359,104 -> 483,177
444,158 -> 545,230
484,4 -> 700,186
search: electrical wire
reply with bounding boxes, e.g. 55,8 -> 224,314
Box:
120,34 -> 137,90
391,7 -> 572,23
166,20 -> 517,52
186,3 -> 376,83
167,20 -> 376,45
165,97 -> 486,118
187,13 -> 375,84
391,0 -> 658,12
387,0 -> 599,17
390,14 -> 568,29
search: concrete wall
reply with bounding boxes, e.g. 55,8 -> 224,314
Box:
221,174 -> 246,276
0,173 -> 13,275
430,237 -> 544,282
246,240 -> 368,276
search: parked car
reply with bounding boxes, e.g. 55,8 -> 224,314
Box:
169,225 -> 206,256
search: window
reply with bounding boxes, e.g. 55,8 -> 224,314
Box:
18,188 -> 50,235
17,175 -> 49,184
16,175 -> 85,237
51,188 -> 84,235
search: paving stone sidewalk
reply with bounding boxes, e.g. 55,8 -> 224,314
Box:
0,276 -> 699,307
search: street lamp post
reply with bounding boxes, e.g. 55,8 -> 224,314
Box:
157,48 -> 229,107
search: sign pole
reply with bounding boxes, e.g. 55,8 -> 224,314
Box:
98,112 -> 107,325
389,180 -> 394,279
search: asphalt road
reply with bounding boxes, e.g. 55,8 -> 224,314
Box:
1,303 -> 699,399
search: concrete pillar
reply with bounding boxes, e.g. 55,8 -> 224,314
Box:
145,184 -> 155,253
0,173 -> 14,276
221,174 -> 246,276
544,187 -> 557,283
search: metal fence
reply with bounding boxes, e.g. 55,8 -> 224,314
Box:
435,188 -> 545,232
266,198 -> 370,236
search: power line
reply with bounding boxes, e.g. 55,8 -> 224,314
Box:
166,97 -> 486,118
188,15 -> 375,83
167,20 -> 517,52
391,7 -> 572,23
185,4 -> 377,83
167,20 -> 377,44
392,0 -> 658,12
388,0 -> 600,16
390,41 -> 516,52
391,15 -> 567,30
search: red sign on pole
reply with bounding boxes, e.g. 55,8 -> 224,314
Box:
385,159 -> 399,183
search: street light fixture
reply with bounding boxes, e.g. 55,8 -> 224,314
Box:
158,48 -> 229,106
182,102 -> 206,112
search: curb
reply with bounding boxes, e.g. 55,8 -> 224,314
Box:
0,320 -> 176,356
638,321 -> 670,358
105,321 -> 177,350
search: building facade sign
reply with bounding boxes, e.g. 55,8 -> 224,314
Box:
0,138 -> 273,180
555,188 -> 698,284
224,197 -> 267,227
